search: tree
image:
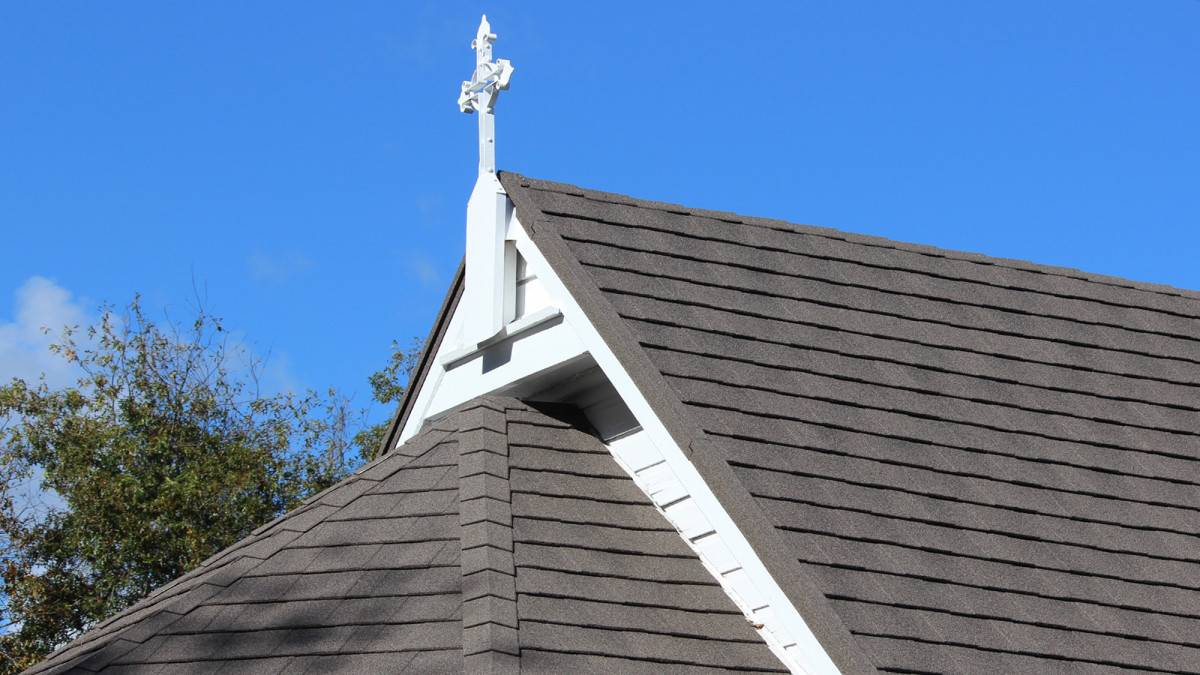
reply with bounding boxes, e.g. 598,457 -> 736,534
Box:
353,337 -> 423,460
0,298 -> 408,672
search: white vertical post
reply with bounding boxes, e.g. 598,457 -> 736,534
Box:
458,15 -> 515,345
465,173 -> 509,341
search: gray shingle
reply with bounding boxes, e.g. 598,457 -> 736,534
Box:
27,427 -> 468,674
518,622 -> 781,671
41,169 -> 1200,674
519,649 -> 786,674
498,171 -> 1200,675
30,397 -> 781,673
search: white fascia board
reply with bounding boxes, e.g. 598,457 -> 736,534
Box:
397,208 -> 840,673
513,222 -> 843,675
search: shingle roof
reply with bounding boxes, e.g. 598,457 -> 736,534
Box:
499,172 -> 1200,674
29,397 -> 783,674
33,170 -> 1200,674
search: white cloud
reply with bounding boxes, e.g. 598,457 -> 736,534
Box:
246,251 -> 313,285
0,277 -> 93,389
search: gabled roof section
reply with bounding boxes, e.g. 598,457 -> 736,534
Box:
497,172 -> 1200,673
31,397 -> 785,674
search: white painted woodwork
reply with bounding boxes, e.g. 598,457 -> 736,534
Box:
462,173 -> 511,344
512,251 -> 552,321
399,202 -> 842,673
400,310 -> 588,443
458,15 -> 513,176
402,16 -> 838,672
457,15 -> 518,345
605,429 -> 838,674
693,532 -> 741,574
511,219 -> 843,675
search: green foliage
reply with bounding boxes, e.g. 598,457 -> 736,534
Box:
353,337 -> 423,461
0,298 -> 406,672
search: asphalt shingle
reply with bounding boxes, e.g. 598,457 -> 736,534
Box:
29,397 -> 782,674
500,171 -> 1200,674
36,170 -> 1200,673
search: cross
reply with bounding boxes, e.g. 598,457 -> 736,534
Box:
459,15 -> 514,175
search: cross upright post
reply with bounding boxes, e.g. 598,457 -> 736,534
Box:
459,15 -> 514,175
459,15 -> 516,346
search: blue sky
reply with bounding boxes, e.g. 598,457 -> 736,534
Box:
2,1 -> 1197,423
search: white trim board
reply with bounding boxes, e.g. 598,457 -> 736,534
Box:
607,431 -> 828,673
397,206 -> 841,674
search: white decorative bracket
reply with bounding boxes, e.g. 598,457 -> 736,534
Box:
459,15 -> 513,176
460,16 -> 516,346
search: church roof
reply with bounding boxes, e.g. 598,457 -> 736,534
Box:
31,172 -> 1200,674
489,172 -> 1200,673
29,397 -> 783,674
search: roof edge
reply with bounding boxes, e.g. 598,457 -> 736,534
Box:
380,259 -> 465,457
28,416 -> 467,674
500,171 -> 880,674
500,172 -> 705,451
686,436 -> 882,674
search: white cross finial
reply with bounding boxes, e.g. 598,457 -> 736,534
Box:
459,15 -> 513,175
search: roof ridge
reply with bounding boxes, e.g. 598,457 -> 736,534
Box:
442,397 -> 521,673
499,171 -> 1200,302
